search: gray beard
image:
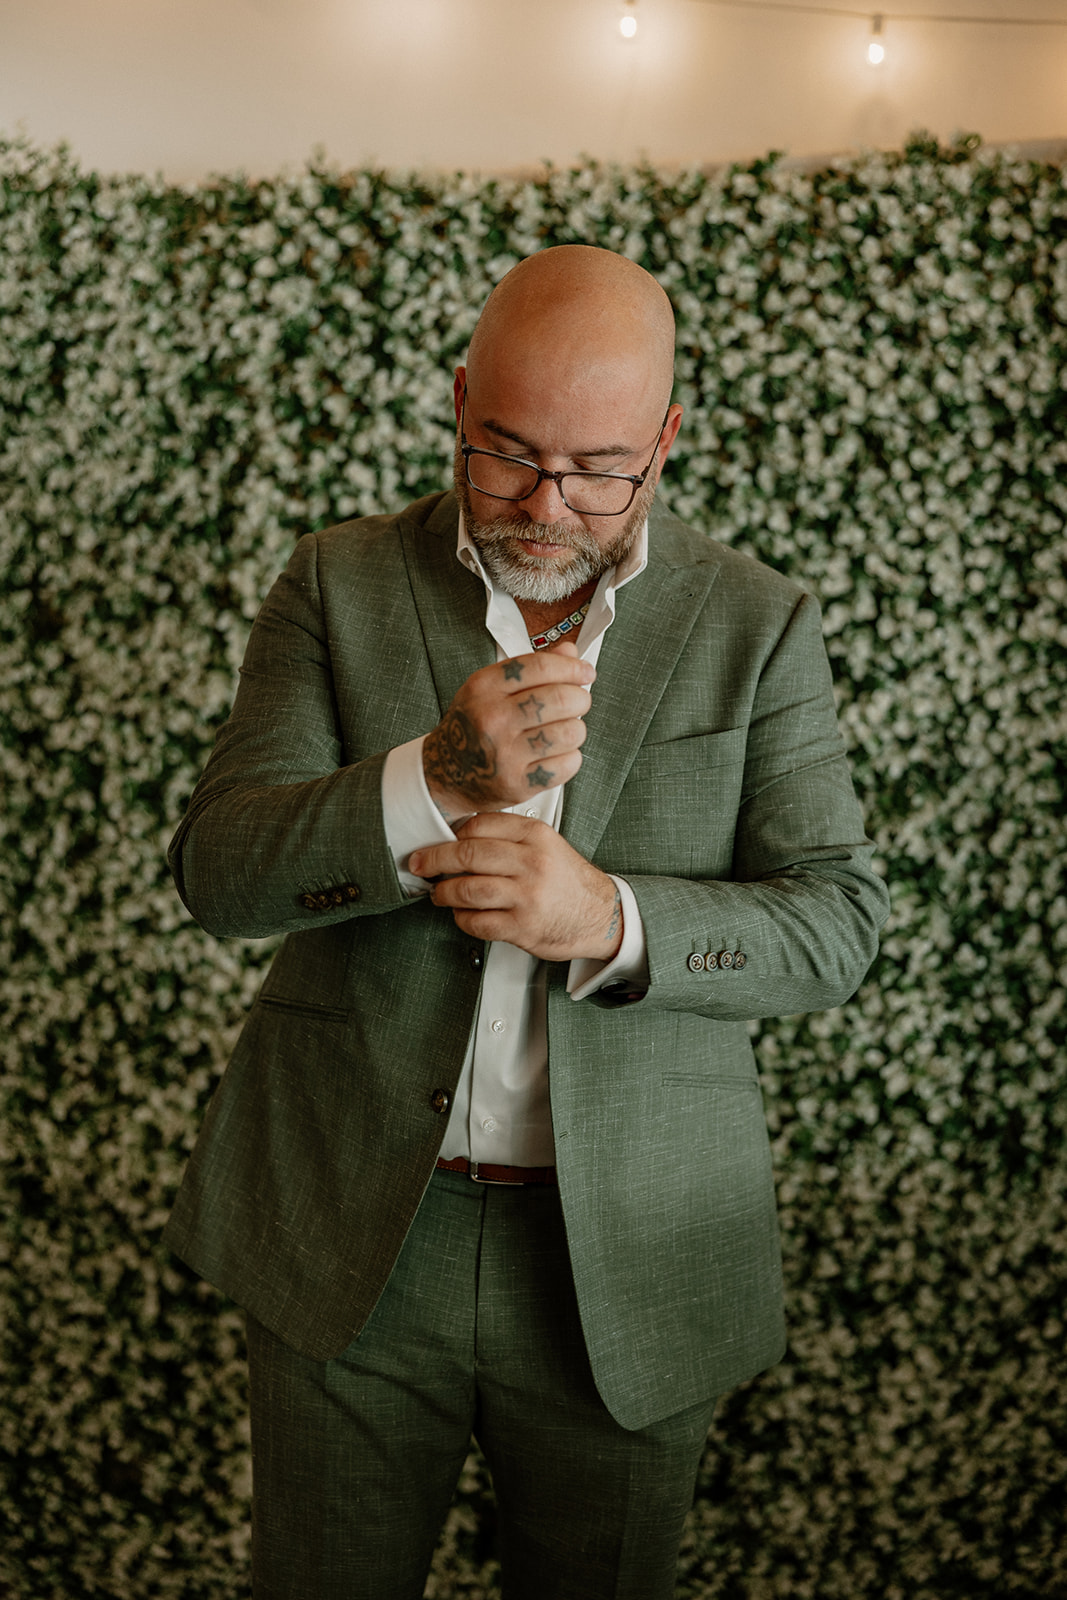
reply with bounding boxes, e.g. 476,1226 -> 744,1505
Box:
466,517 -> 610,603
455,461 -> 650,605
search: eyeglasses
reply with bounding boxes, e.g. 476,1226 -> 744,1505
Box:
459,395 -> 668,518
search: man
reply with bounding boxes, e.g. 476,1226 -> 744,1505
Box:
166,245 -> 889,1599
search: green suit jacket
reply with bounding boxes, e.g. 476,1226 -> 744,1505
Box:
165,490 -> 889,1430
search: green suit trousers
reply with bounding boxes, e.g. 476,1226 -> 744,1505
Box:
246,1167 -> 719,1599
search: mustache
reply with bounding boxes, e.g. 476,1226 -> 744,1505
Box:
468,516 -> 599,558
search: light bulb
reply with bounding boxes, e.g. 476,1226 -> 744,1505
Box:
620,11 -> 637,37
867,14 -> 884,65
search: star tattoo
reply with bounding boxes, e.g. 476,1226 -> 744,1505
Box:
518,693 -> 546,724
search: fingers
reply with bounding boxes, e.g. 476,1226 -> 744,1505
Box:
425,646 -> 595,813
409,813 -> 537,884
482,653 -> 593,745
408,816 -> 624,962
497,644 -> 595,689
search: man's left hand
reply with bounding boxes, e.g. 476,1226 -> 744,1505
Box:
408,814 -> 623,962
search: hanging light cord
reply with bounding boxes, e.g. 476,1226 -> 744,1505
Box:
688,0 -> 1067,25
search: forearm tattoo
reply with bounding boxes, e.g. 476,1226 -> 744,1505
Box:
424,708 -> 497,802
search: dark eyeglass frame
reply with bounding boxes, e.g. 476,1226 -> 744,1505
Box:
459,393 -> 670,517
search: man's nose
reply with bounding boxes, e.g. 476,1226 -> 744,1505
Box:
521,472 -> 572,525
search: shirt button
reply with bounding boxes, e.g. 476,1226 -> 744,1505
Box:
490,1018 -> 506,1034
524,809 -> 539,819
481,1117 -> 497,1134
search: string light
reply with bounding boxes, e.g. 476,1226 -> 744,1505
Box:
688,0 -> 1067,28
867,12 -> 885,63
620,0 -> 638,38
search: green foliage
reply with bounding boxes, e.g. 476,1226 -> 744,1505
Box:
1,132 -> 1064,1598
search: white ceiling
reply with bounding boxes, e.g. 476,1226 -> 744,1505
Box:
1,0 -> 1065,181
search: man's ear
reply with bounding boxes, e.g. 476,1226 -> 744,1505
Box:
453,368 -> 467,424
657,402 -> 684,470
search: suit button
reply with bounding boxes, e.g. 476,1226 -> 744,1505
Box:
430,1088 -> 452,1115
687,953 -> 705,972
468,946 -> 484,971
734,951 -> 747,969
719,949 -> 734,969
705,951 -> 719,970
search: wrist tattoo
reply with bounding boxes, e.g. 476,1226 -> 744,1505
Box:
606,886 -> 622,945
502,659 -> 525,682
425,708 -> 496,799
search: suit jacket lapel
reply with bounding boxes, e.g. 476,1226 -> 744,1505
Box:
561,508 -> 723,862
399,493 -> 496,714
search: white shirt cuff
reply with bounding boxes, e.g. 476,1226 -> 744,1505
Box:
382,736 -> 457,894
567,876 -> 648,1002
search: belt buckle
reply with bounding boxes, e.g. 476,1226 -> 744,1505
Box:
468,1161 -> 519,1186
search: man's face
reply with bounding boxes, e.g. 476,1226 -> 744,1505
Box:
453,376 -> 679,606
453,439 -> 659,605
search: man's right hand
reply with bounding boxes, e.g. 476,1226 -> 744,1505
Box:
422,642 -> 595,820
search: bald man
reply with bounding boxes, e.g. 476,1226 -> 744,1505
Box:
167,246 -> 888,1598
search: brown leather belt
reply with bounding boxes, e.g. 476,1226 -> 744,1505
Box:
436,1155 -> 557,1187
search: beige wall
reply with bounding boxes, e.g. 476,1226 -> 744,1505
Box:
1,0 -> 1064,180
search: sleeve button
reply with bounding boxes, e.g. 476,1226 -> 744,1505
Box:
687,953 -> 705,972
719,950 -> 734,969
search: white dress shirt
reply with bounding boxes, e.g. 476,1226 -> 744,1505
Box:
381,514 -> 650,1167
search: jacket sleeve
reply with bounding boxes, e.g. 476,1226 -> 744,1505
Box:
168,530 -> 411,939
595,591 -> 890,1019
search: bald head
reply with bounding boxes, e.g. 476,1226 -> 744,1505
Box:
454,247 -> 683,589
465,246 -> 677,439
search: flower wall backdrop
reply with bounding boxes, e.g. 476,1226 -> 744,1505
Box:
1,131 -> 1064,1599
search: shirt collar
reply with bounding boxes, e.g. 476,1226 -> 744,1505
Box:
456,508 -> 648,661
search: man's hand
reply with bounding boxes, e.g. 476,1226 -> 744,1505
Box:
422,642 -> 594,820
408,813 -> 624,962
